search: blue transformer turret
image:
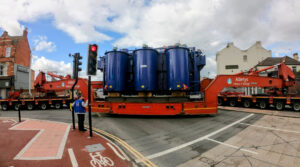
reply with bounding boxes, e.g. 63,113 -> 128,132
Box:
99,45 -> 206,96
166,47 -> 190,91
103,50 -> 129,92
133,48 -> 158,91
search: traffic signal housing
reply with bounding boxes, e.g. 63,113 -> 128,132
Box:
76,53 -> 83,73
87,44 -> 98,75
73,53 -> 82,79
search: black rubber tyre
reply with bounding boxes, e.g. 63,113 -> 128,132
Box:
55,103 -> 61,109
27,103 -> 34,110
1,103 -> 8,111
293,102 -> 300,112
218,98 -> 223,106
229,100 -> 237,107
40,103 -> 47,110
259,101 -> 267,109
14,103 -> 20,111
275,101 -> 284,111
243,100 -> 251,108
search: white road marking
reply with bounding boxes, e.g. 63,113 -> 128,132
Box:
68,148 -> 78,167
9,120 -> 28,130
239,123 -> 300,134
107,142 -> 127,160
206,138 -> 258,154
3,119 -> 17,125
90,152 -> 114,167
57,125 -> 71,159
146,114 -> 254,160
9,119 -> 17,123
94,132 -> 130,161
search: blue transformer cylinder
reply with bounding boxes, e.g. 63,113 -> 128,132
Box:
166,47 -> 189,90
133,48 -> 158,91
104,51 -> 128,91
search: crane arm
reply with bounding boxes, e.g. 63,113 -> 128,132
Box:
47,72 -> 71,80
204,75 -> 284,107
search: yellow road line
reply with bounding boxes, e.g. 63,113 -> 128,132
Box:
85,126 -> 157,167
92,127 -> 156,167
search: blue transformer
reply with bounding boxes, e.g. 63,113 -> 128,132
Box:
104,51 -> 128,91
166,47 -> 189,90
133,48 -> 158,91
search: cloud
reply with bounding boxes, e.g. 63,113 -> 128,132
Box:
78,70 -> 103,81
31,55 -> 72,76
2,0 -> 300,76
270,41 -> 300,57
202,56 -> 217,78
33,36 -> 56,52
31,55 -> 102,81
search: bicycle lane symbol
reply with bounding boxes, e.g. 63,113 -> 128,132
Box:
89,151 -> 114,167
86,144 -> 114,167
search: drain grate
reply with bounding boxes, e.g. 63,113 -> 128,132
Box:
85,144 -> 106,153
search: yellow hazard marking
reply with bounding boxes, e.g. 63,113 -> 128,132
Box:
87,126 -> 157,167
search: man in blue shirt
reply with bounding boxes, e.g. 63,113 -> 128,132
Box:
72,95 -> 88,131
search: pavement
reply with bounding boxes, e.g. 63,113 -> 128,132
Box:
0,109 -> 263,167
178,114 -> 300,167
1,108 -> 300,167
0,117 -> 133,167
219,106 -> 300,118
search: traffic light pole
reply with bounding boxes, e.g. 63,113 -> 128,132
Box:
70,52 -> 82,130
88,75 -> 92,137
71,79 -> 78,130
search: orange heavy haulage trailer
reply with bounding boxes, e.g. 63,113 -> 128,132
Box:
2,62 -> 296,114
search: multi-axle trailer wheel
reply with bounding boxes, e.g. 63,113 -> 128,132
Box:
0,99 -> 70,111
218,97 -> 300,112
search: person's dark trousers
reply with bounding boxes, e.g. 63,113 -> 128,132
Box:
77,114 -> 85,131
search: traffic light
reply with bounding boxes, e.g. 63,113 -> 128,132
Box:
87,44 -> 98,75
72,53 -> 82,79
76,53 -> 83,72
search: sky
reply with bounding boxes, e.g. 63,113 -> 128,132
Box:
1,0 -> 300,80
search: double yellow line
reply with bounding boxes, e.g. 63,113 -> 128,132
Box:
87,126 -> 157,167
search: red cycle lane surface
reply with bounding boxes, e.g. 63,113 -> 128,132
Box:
0,118 -> 133,167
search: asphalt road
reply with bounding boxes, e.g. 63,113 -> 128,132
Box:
0,109 -> 263,167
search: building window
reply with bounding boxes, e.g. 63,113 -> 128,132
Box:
0,63 -> 7,76
225,65 -> 239,69
243,55 -> 247,62
6,47 -> 11,57
292,66 -> 297,73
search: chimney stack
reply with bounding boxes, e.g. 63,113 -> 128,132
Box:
256,41 -> 262,46
293,53 -> 298,61
23,27 -> 28,37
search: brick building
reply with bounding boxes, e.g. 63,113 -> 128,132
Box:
0,29 -> 34,98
